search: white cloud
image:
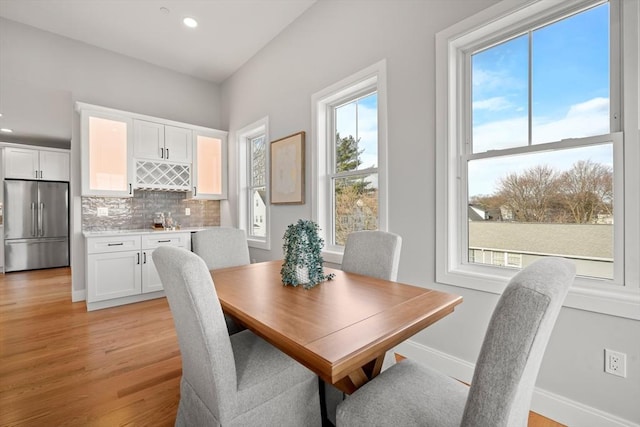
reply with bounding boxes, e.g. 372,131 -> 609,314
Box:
473,97 -> 610,152
473,96 -> 512,111
468,96 -> 612,197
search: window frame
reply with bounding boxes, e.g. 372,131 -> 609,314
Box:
435,0 -> 640,320
312,60 -> 389,264
237,117 -> 270,250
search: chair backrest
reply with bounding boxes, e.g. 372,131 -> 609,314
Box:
341,230 -> 402,281
192,227 -> 251,270
152,246 -> 238,422
462,257 -> 575,427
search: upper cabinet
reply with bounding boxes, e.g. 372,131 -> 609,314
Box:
77,102 -> 228,198
4,147 -> 70,181
79,107 -> 134,197
192,130 -> 228,200
133,120 -> 192,163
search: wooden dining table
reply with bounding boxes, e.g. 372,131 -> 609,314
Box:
211,260 -> 463,395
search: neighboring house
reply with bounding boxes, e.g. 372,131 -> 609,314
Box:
468,205 -> 487,221
252,189 -> 266,237
468,222 -> 613,279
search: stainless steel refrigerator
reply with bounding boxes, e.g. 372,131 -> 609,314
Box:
4,180 -> 69,272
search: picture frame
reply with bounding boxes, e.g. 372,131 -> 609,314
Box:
270,131 -> 305,204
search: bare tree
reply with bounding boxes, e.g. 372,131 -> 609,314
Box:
558,160 -> 613,223
497,165 -> 559,222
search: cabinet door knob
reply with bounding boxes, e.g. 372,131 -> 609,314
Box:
166,148 -> 169,159
137,253 -> 140,265
160,147 -> 164,159
143,252 -> 147,264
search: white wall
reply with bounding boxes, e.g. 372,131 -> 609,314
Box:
221,1 -> 640,425
0,18 -> 222,295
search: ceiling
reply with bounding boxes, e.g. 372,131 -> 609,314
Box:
0,0 -> 316,84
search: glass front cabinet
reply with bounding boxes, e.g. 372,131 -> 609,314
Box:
77,103 -> 228,199
79,105 -> 134,197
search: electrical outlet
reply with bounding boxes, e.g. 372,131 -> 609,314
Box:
185,208 -> 191,216
97,207 -> 108,217
605,349 -> 627,377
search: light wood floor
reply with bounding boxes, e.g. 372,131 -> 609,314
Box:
0,267 -> 564,426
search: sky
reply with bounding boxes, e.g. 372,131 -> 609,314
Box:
469,2 -> 611,197
335,92 -> 378,171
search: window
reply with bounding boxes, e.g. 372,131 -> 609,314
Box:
436,0 -> 639,319
312,60 -> 388,262
332,92 -> 379,245
249,134 -> 267,238
237,117 -> 270,250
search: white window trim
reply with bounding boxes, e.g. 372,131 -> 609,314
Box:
435,0 -> 640,320
311,60 -> 389,264
237,117 -> 270,250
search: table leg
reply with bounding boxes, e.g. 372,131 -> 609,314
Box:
333,354 -> 386,395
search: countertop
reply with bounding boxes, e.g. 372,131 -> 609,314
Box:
83,226 -> 217,237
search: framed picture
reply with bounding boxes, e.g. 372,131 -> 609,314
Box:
270,131 -> 305,204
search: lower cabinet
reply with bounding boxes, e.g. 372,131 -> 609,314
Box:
85,232 -> 191,310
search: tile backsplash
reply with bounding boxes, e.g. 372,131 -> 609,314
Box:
82,190 -> 220,231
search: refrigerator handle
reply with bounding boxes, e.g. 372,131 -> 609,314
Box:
39,202 -> 44,236
31,203 -> 36,237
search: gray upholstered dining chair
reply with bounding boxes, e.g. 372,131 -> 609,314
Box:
336,257 -> 575,427
153,246 -> 321,427
341,230 -> 402,281
323,230 -> 404,424
192,227 -> 251,335
342,230 -> 403,368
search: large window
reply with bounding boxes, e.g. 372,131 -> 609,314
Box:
313,61 -> 388,262
436,0 -> 639,319
237,117 -> 270,250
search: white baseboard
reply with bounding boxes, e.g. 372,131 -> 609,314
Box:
395,340 -> 639,427
72,289 -> 86,302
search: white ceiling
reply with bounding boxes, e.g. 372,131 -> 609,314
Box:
0,0 -> 316,83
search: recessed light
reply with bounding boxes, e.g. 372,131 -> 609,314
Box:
1,128 -> 13,133
183,17 -> 198,28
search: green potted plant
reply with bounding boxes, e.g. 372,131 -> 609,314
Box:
281,219 -> 334,289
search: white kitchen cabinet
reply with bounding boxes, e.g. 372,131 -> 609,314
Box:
134,119 -> 192,163
86,234 -> 142,303
85,231 -> 191,310
78,105 -> 134,197
191,129 -> 228,200
87,250 -> 142,301
141,232 -> 191,293
4,147 -> 69,181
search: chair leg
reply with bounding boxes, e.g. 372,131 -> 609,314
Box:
318,378 -> 333,427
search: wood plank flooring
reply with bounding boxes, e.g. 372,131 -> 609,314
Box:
0,267 -> 564,426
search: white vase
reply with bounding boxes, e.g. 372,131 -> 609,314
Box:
295,265 -> 309,284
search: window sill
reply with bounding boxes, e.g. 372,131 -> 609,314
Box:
248,238 -> 270,251
321,249 -> 344,265
437,267 -> 640,320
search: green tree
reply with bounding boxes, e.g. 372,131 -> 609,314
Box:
336,133 -> 370,194
334,133 -> 377,244
336,132 -> 362,172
